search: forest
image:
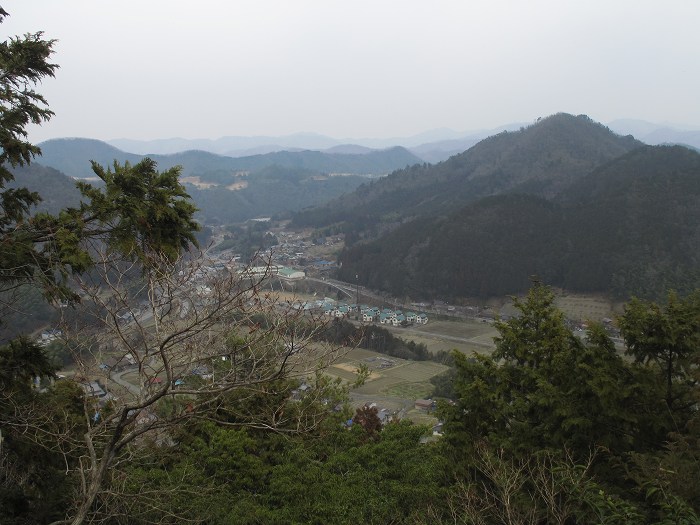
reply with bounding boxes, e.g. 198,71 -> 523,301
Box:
1,10 -> 700,525
336,145 -> 700,301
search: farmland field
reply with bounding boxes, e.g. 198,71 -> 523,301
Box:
324,347 -> 450,423
383,319 -> 498,356
553,294 -> 620,322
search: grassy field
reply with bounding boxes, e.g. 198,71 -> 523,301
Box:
553,294 -> 619,322
384,319 -> 498,356
323,347 -> 450,424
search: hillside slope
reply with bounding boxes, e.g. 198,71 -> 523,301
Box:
37,139 -> 421,179
34,139 -> 423,223
338,145 -> 700,300
293,113 -> 641,231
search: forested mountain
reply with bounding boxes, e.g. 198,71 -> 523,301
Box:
187,166 -> 369,223
338,145 -> 700,300
293,114 -> 641,232
37,138 -> 422,179
31,139 -> 424,223
36,138 -> 142,179
8,163 -> 84,214
561,145 -> 700,298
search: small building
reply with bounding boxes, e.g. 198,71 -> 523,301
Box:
332,304 -> 348,316
81,381 -> 107,398
278,267 -> 305,280
38,329 -> 62,346
391,314 -> 406,327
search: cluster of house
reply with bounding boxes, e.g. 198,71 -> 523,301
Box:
322,302 -> 429,326
37,328 -> 62,346
238,265 -> 306,281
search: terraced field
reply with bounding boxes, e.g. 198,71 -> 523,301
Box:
325,347 -> 450,423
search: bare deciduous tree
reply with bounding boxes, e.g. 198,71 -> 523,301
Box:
421,444 -> 610,525
49,244 -> 345,525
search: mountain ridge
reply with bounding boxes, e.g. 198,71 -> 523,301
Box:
36,138 -> 423,179
293,113 -> 642,231
337,144 -> 700,300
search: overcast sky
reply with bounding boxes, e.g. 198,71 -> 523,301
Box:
4,1 -> 700,142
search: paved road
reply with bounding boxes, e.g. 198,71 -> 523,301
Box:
305,276 -> 386,303
109,367 -> 141,396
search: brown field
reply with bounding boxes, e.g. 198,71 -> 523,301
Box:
322,347 -> 450,423
383,319 -> 498,356
331,362 -> 382,382
553,294 -> 619,322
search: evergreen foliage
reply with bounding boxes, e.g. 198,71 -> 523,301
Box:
439,283 -> 700,522
339,145 -> 700,300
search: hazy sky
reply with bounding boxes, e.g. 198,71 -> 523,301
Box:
4,1 -> 700,142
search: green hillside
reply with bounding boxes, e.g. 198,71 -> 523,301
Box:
293,113 -> 641,231
8,163 -> 84,214
34,139 -> 422,223
563,145 -> 700,298
187,166 -> 368,223
338,145 -> 700,300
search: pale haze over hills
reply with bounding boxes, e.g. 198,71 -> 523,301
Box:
4,1 -> 700,146
104,119 -> 700,163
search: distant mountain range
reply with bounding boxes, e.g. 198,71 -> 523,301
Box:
293,114 -> 641,230
107,128 -> 485,156
36,138 -> 422,179
27,113 -> 700,300
608,118 -> 700,150
103,118 -> 700,164
31,138 -> 423,223
289,113 -> 700,301
106,126 -> 527,163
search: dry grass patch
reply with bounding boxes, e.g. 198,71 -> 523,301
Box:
554,294 -> 617,322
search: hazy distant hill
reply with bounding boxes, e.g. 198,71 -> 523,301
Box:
173,147 -> 421,175
608,118 -> 700,149
37,138 -> 421,179
324,144 -> 376,155
337,145 -> 700,300
107,127 -> 533,163
37,138 -> 142,179
408,137 -> 483,163
187,166 -> 368,224
34,138 -> 422,223
108,132 -> 342,156
294,114 -> 641,231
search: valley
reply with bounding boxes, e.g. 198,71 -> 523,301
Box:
5,3 -> 700,521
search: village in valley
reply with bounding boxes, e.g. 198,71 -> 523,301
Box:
37,219 -> 621,435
